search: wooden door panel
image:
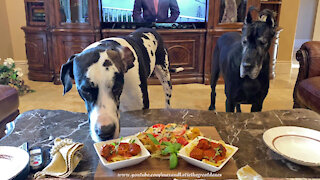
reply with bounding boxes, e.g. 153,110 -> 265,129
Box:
165,41 -> 195,68
25,34 -> 47,71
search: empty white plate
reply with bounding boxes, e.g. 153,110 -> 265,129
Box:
263,126 -> 320,166
0,146 -> 30,180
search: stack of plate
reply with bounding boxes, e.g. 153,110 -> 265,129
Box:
0,146 -> 30,180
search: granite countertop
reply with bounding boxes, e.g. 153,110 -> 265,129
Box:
1,108 -> 320,179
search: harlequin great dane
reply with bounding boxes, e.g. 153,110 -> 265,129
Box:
60,28 -> 182,142
209,8 -> 277,112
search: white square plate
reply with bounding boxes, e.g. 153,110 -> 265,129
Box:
93,135 -> 150,170
178,136 -> 238,172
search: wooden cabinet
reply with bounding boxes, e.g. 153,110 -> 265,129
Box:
23,0 -> 100,83
22,0 -> 281,85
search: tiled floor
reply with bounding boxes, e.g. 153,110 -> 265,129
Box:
18,62 -> 298,113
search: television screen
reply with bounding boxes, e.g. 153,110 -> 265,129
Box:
101,0 -> 207,23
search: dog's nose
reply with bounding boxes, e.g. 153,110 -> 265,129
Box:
95,124 -> 116,140
242,62 -> 252,70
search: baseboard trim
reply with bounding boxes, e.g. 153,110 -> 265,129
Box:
276,61 -> 292,64
14,60 -> 27,65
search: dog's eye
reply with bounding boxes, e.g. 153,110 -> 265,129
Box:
259,40 -> 267,46
242,40 -> 248,45
80,88 -> 92,97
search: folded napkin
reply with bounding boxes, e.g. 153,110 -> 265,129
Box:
34,138 -> 84,179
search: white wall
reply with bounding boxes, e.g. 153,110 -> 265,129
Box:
294,0 -> 318,50
313,0 -> 320,40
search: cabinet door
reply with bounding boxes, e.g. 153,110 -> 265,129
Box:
25,33 -> 49,72
52,0 -> 99,29
158,30 -> 206,84
25,32 -> 54,81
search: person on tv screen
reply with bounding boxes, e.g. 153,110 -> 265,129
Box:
133,0 -> 180,23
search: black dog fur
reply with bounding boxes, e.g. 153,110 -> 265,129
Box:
209,8 -> 277,112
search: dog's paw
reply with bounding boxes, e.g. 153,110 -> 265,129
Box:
208,106 -> 215,111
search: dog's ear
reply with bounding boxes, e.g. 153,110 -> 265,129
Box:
266,15 -> 275,27
245,6 -> 258,25
119,47 -> 135,73
245,8 -> 253,25
259,9 -> 276,27
106,49 -> 119,60
60,55 -> 76,95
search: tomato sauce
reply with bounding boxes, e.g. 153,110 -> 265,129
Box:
190,139 -> 227,163
100,142 -> 141,162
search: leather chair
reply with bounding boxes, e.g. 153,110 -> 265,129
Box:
293,41 -> 320,114
0,85 -> 19,138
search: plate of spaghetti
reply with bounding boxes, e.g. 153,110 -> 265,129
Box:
93,136 -> 150,170
178,136 -> 238,172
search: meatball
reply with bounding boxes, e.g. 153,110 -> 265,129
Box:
190,147 -> 204,160
214,144 -> 227,161
129,143 -> 141,156
117,143 -> 131,157
203,149 -> 216,160
100,144 -> 115,160
210,141 -> 220,149
197,139 -> 211,150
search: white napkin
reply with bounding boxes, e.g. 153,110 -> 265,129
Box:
34,138 -> 84,179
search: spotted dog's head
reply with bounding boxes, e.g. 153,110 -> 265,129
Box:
60,43 -> 134,142
240,7 -> 277,79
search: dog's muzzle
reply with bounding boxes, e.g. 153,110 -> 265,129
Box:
240,63 -> 260,79
95,123 -> 116,140
90,111 -> 120,142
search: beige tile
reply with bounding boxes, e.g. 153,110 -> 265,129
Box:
17,62 -> 298,113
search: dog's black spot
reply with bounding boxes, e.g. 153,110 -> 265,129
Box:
167,81 -> 172,89
77,79 -> 99,113
151,51 -> 154,56
112,72 -> 124,105
103,60 -> 112,67
153,41 -> 156,45
166,99 -> 170,105
166,93 -> 172,98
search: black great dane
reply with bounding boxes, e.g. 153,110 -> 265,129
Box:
209,8 -> 277,112
60,28 -> 182,142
